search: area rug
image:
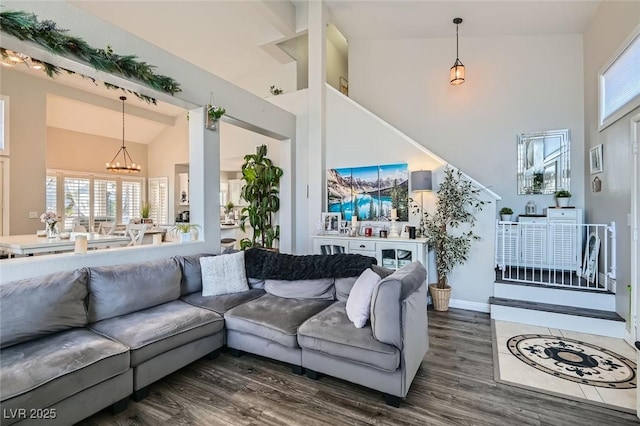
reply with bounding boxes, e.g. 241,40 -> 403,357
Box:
492,320 -> 637,413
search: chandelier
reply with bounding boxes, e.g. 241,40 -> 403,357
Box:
106,96 -> 141,173
0,49 -> 44,70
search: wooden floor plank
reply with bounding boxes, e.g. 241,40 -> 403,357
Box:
80,308 -> 638,426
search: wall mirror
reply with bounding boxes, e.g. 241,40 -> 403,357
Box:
517,129 -> 570,195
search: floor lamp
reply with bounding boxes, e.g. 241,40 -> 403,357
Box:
411,170 -> 433,237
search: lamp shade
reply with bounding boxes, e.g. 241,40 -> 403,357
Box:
411,170 -> 432,191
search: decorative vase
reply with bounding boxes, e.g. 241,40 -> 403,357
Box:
429,284 -> 452,312
205,116 -> 218,131
46,222 -> 58,239
500,214 -> 512,221
557,197 -> 570,208
180,232 -> 192,243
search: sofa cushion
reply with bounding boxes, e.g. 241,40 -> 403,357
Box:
335,276 -> 358,302
346,269 -> 381,328
88,258 -> 181,322
90,300 -> 223,366
182,289 -> 266,314
0,328 -> 129,411
371,261 -> 426,349
264,278 -> 335,300
0,269 -> 88,348
176,253 -> 215,295
201,251 -> 249,297
298,302 -> 400,372
225,294 -> 333,348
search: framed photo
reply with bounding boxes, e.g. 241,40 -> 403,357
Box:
589,144 -> 603,174
321,212 -> 341,234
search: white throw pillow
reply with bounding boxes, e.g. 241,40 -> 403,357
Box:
346,268 -> 382,328
200,251 -> 249,296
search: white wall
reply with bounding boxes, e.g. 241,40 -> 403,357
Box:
349,34 -> 585,219
326,37 -> 347,93
326,87 -> 498,307
583,2 -> 640,319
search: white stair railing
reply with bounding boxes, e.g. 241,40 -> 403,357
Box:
495,220 -> 616,291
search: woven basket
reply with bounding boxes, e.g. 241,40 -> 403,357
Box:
429,284 -> 452,312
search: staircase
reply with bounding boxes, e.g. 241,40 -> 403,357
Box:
490,273 -> 625,338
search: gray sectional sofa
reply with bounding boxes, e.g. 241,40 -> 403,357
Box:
0,249 -> 428,425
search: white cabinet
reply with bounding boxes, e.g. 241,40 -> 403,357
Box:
312,235 -> 428,273
499,209 -> 583,272
228,179 -> 245,206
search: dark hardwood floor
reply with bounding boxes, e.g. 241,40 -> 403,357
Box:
80,309 -> 639,425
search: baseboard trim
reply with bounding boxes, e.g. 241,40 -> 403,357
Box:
449,299 -> 490,313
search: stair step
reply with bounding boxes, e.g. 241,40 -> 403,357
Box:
494,277 -> 611,294
493,282 -> 615,311
489,297 -> 624,321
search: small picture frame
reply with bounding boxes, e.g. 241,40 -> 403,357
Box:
321,213 -> 341,234
589,144 -> 603,174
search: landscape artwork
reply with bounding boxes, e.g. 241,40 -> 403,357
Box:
327,163 -> 409,221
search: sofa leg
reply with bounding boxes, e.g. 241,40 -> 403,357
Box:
383,393 -> 402,408
291,365 -> 304,375
206,348 -> 222,360
132,386 -> 150,402
305,369 -> 323,380
228,348 -> 244,358
110,397 -> 129,414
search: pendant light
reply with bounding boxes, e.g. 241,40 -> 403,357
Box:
106,96 -> 141,173
450,18 -> 465,85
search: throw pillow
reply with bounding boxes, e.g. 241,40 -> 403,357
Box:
346,268 -> 382,328
200,251 -> 249,297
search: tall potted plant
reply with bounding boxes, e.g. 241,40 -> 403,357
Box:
422,168 -> 486,311
239,144 -> 284,250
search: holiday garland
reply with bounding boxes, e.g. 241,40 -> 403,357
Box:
0,10 -> 181,103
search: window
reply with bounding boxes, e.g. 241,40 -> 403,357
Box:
121,180 -> 142,225
46,171 -> 143,231
64,177 -> 90,230
45,174 -> 57,214
94,179 -> 117,226
148,177 -> 168,224
599,25 -> 640,129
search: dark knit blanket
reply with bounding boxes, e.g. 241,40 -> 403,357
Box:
244,248 -> 377,280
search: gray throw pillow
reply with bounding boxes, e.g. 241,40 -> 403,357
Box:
264,278 -> 335,300
201,251 -> 249,296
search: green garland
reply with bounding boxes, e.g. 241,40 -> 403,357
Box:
0,10 -> 181,103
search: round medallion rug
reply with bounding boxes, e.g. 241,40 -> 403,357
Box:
507,334 -> 637,389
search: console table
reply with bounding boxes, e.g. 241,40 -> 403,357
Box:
311,235 -> 428,272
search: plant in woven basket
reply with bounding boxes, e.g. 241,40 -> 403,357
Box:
421,167 -> 487,290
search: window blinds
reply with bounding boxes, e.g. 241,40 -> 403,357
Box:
601,33 -> 640,123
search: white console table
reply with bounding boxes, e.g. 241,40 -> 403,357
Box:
311,235 -> 428,273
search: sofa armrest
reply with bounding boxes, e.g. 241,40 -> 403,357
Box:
400,282 -> 429,396
370,261 -> 427,350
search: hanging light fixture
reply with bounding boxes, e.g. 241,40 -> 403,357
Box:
106,96 -> 141,173
450,18 -> 465,85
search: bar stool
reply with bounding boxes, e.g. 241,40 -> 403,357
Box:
221,238 -> 236,252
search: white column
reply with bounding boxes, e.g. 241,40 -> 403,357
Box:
189,107 -> 221,252
307,0 -> 327,252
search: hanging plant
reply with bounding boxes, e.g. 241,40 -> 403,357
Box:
0,10 -> 181,103
269,85 -> 283,96
205,104 -> 226,130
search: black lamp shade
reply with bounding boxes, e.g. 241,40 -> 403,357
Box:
411,170 -> 432,191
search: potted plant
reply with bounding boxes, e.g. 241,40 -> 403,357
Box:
421,168 -> 486,311
499,207 -> 513,221
171,223 -> 201,243
140,202 -> 152,224
205,104 -> 226,130
269,85 -> 283,96
224,201 -> 235,223
239,144 -> 283,250
555,189 -> 571,208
